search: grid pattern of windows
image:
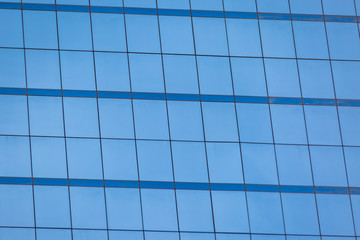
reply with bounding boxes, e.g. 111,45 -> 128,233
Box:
1,0 -> 360,239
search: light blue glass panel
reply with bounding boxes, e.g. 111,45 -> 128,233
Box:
90,0 -> 122,6
351,195 -> 360,235
212,191 -> 249,232
67,138 -> 103,179
60,51 -> 95,90
34,186 -> 70,228
0,228 -> 35,240
247,192 -> 284,234
91,13 -> 126,51
338,107 -> 360,146
265,58 -> 301,98
231,58 -> 267,97
287,237 -> 320,240
0,95 -> 28,135
257,0 -> 289,13
142,189 -> 178,231
276,145 -> 313,186
271,105 -> 307,144
57,0 -> 88,5
206,142 -> 244,183
73,230 -> 107,240
159,16 -> 194,54
224,0 -> 256,12
58,12 -> 92,50
109,231 -> 143,240
202,102 -> 238,141
332,61 -> 360,100
226,19 -> 261,57
26,50 -> 61,89
323,0 -> 356,15
124,0 -> 155,8
326,22 -> 360,60
125,15 -> 160,53
29,96 -> 64,136
129,53 -> 164,93
252,236 -> 285,240
70,187 -> 107,229
191,0 -> 223,10
197,56 -> 233,95
0,49 -> 25,88
0,136 -> 31,177
157,0 -> 189,9
172,141 -> 208,183
310,146 -> 348,187
181,233 -> 215,240
36,229 -> 71,240
106,188 -> 142,230
216,233 -> 250,240
145,232 -> 179,240
98,99 -> 134,138
0,185 -> 34,227
23,11 -> 57,49
260,20 -> 295,58
237,103 -> 273,143
298,60 -> 334,99
289,0 -> 323,14
357,0 -> 360,14
102,139 -> 138,181
344,147 -> 360,187
0,9 -> 23,47
193,17 -> 228,56
95,52 -> 130,92
163,55 -> 199,94
317,194 -> 355,236
137,140 -> 173,181
177,190 -> 214,232
133,100 -> 169,140
22,0 -> 54,3
293,21 -> 328,59
242,143 -> 278,185
167,101 -> 204,141
63,97 -> 99,138
282,193 -> 319,234
322,238 -> 356,240
31,137 -> 67,178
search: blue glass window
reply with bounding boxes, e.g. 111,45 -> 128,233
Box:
57,12 -> 92,50
133,100 -> 169,140
159,16 -> 194,54
197,56 -> 233,95
338,107 -> 360,146
217,233 -> 250,240
281,193 -> 319,234
202,102 -> 238,141
63,97 -> 99,138
257,0 -> 289,13
223,0 -> 256,12
141,189 -> 178,231
106,188 -> 142,230
181,233 -> 215,240
310,146 -> 348,187
191,0 -> 222,10
0,49 -> 25,88
276,145 -> 313,186
66,138 -> 103,179
34,186 -> 70,228
98,99 -> 134,138
237,103 -> 273,143
176,190 -> 214,232
60,51 -> 95,90
193,17 -> 228,56
29,96 -> 64,136
242,143 -> 278,185
206,142 -> 244,183
125,15 -> 160,53
0,136 -> 30,177
23,11 -> 57,49
102,139 -> 138,181
271,105 -> 307,144
172,141 -> 208,183
332,61 -> 360,100
109,231 -> 143,240
157,0 -> 189,9
167,101 -> 204,141
0,185 -> 34,227
94,52 -> 130,92
72,230 -> 107,240
91,13 -> 126,51
226,19 -> 262,57
31,137 -> 67,178
0,95 -> 28,135
351,195 -> 360,234
344,147 -> 360,187
252,236 -> 285,240
211,191 -> 249,232
90,0 -> 122,7
247,192 -> 284,234
0,9 -> 23,47
289,0 -> 323,14
129,53 -> 164,93
145,232 -> 179,240
124,0 -> 155,8
163,55 -> 199,94
322,0 -> 356,15
23,0 -> 54,3
137,140 -> 173,181
265,59 -> 301,98
231,58 -> 267,97
36,229 -> 71,240
26,50 -> 61,89
260,20 -> 295,58
57,0 -> 88,5
70,187 -> 107,229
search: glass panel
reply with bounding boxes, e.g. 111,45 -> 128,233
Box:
289,0 -> 323,14
257,0 -> 289,13
338,107 -> 360,146
332,61 -> 360,100
191,0 -> 223,10
322,0 -> 356,15
344,147 -> 360,187
351,195 -> 360,235
0,9 -> 23,47
72,230 -> 107,240
124,0 -> 156,8
158,0 -> 189,9
109,231 -> 143,240
224,0 -> 256,12
145,232 -> 179,240
0,95 -> 28,135
90,0 -> 122,7
36,229 -> 71,240
0,228 -> 35,240
0,49 -> 25,88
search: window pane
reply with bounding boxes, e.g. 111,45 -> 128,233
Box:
344,147 -> 360,187
90,0 -> 122,7
257,0 -> 289,13
332,61 -> 360,100
145,232 -> 179,240
0,9 -> 23,47
289,0 -> 323,14
322,0 -> 356,15
73,230 -> 107,240
36,229 -> 71,240
351,195 -> 360,235
157,0 -> 189,9
0,228 -> 34,240
109,231 -> 143,240
0,95 -> 28,135
191,0 -> 223,10
338,107 -> 360,146
124,0 -> 155,8
224,0 -> 256,12
181,233 -> 215,240
216,233 -> 250,240
0,49 -> 25,88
